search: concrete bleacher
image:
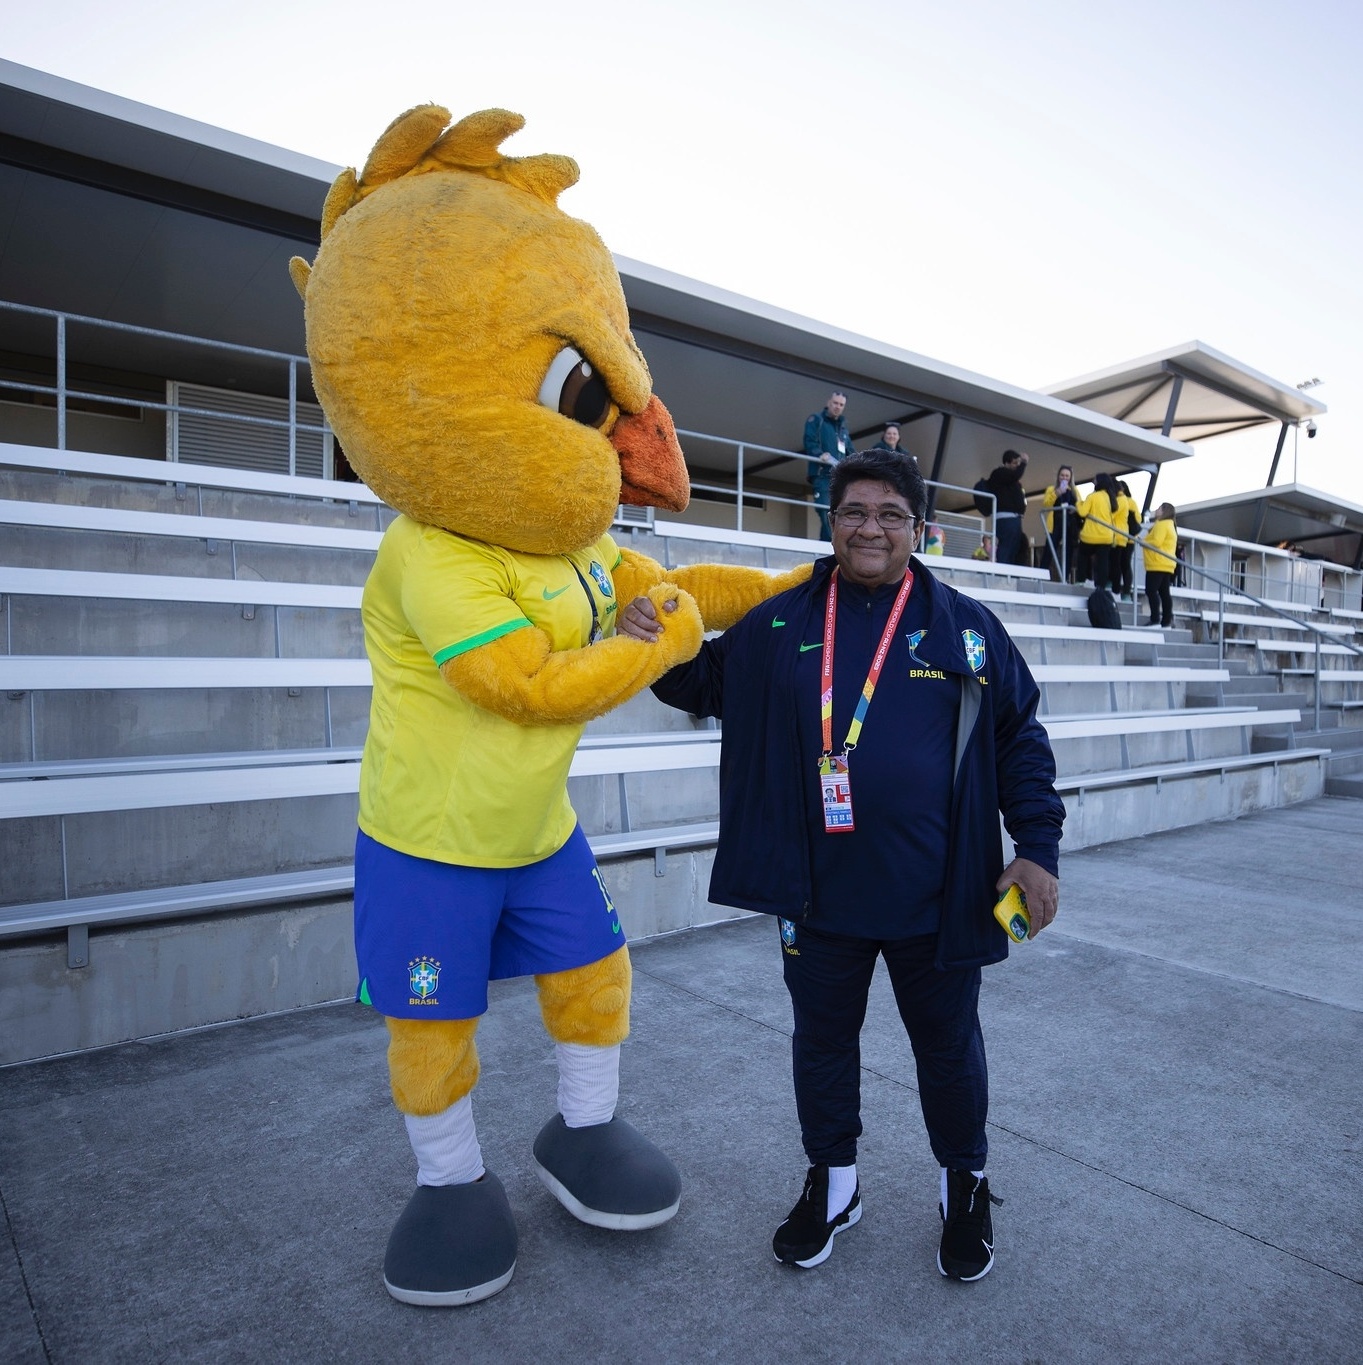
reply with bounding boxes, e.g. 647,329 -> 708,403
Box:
0,444 -> 1330,1062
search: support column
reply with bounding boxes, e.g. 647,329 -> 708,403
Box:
924,413 -> 952,521
1252,422 -> 1291,542
1143,374 -> 1183,513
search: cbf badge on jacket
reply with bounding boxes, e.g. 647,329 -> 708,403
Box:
962,629 -> 987,673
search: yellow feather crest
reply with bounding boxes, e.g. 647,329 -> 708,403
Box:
315,104 -> 579,245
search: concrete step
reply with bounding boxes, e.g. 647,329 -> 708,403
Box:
1154,643 -> 1223,663
1325,771 -> 1363,798
1254,726 -> 1363,755
0,464 -> 394,533
1187,674 -> 1283,698
2,522 -> 377,585
1187,691 -> 1299,713
1327,751 -> 1363,778
3,595 -> 366,660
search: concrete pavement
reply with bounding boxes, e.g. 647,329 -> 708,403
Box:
2,797 -> 1360,1363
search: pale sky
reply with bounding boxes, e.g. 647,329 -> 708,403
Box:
7,0 -> 1362,510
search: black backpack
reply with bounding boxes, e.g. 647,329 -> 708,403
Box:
972,477 -> 992,516
1086,588 -> 1122,630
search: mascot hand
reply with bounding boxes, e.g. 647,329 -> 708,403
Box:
666,560 -> 814,632
443,584 -> 702,727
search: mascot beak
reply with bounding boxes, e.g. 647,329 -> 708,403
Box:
611,395 -> 691,512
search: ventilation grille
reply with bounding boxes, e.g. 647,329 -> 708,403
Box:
613,504 -> 655,528
167,382 -> 331,478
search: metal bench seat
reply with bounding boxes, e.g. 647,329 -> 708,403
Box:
1,441 -> 386,507
0,498 -> 385,553
1041,707 -> 1298,741
1056,748 -> 1328,793
0,732 -> 723,821
1200,610 -> 1353,636
0,655 -> 1223,693
0,565 -> 363,609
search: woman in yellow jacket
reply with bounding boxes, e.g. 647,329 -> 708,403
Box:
1111,480 -> 1141,601
1141,503 -> 1178,627
1076,472 -> 1119,591
1042,464 -> 1081,582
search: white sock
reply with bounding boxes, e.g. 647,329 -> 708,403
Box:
556,1042 -> 620,1128
404,1094 -> 484,1186
941,1167 -> 987,1210
827,1163 -> 857,1221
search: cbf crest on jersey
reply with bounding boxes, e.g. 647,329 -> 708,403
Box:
905,628 -> 929,669
408,956 -> 441,1002
588,560 -> 614,597
962,629 -> 986,674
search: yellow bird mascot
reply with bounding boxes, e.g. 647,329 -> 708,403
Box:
290,105 -> 809,1306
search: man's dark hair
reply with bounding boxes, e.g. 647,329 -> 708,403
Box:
1002,448 -> 1025,466
829,450 -> 927,520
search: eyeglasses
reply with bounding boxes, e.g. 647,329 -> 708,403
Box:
830,506 -> 919,531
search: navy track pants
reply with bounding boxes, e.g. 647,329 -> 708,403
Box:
780,920 -> 988,1171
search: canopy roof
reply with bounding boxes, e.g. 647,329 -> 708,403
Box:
1045,340 -> 1327,444
1,59 -> 1190,506
1178,483 -> 1363,569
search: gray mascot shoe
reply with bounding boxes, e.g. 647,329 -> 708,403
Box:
532,1114 -> 681,1230
382,1174 -> 518,1307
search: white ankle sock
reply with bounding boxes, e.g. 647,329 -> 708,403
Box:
941,1166 -> 986,1210
405,1094 -> 484,1186
555,1042 -> 620,1128
827,1163 -> 857,1221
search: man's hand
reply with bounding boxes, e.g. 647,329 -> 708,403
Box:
617,594 -> 675,643
996,857 -> 1058,938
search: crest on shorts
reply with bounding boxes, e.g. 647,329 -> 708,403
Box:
962,629 -> 986,674
588,560 -> 614,598
780,918 -> 797,948
408,956 -> 441,1000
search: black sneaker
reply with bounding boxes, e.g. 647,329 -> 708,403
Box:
938,1169 -> 999,1281
772,1165 -> 861,1268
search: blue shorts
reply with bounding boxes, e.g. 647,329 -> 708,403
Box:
353,826 -> 625,1019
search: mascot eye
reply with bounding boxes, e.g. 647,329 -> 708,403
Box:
538,346 -> 613,430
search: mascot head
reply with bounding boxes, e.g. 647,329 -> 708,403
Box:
290,105 -> 689,555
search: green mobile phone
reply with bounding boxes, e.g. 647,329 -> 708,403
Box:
993,884 -> 1031,943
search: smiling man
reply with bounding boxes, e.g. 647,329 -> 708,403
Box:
632,449 -> 1064,1285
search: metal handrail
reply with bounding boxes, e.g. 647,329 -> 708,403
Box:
0,299 -> 328,474
674,426 -> 997,548
1080,510 -> 1363,732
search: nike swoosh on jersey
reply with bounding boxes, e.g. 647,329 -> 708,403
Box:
799,642 -> 824,652
542,585 -> 571,600
771,618 -> 786,627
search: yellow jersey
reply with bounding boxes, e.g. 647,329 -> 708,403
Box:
1077,491 -> 1117,545
358,516 -> 621,866
1142,517 -> 1177,572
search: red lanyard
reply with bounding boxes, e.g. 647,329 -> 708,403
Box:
820,567 -> 915,760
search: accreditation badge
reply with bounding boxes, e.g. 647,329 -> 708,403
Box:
819,753 -> 855,833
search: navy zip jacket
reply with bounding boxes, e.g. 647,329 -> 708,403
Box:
652,555 -> 1064,970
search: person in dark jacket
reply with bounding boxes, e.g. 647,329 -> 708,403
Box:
803,391 -> 855,542
982,448 -> 1031,568
871,422 -> 913,461
623,449 -> 1063,1284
